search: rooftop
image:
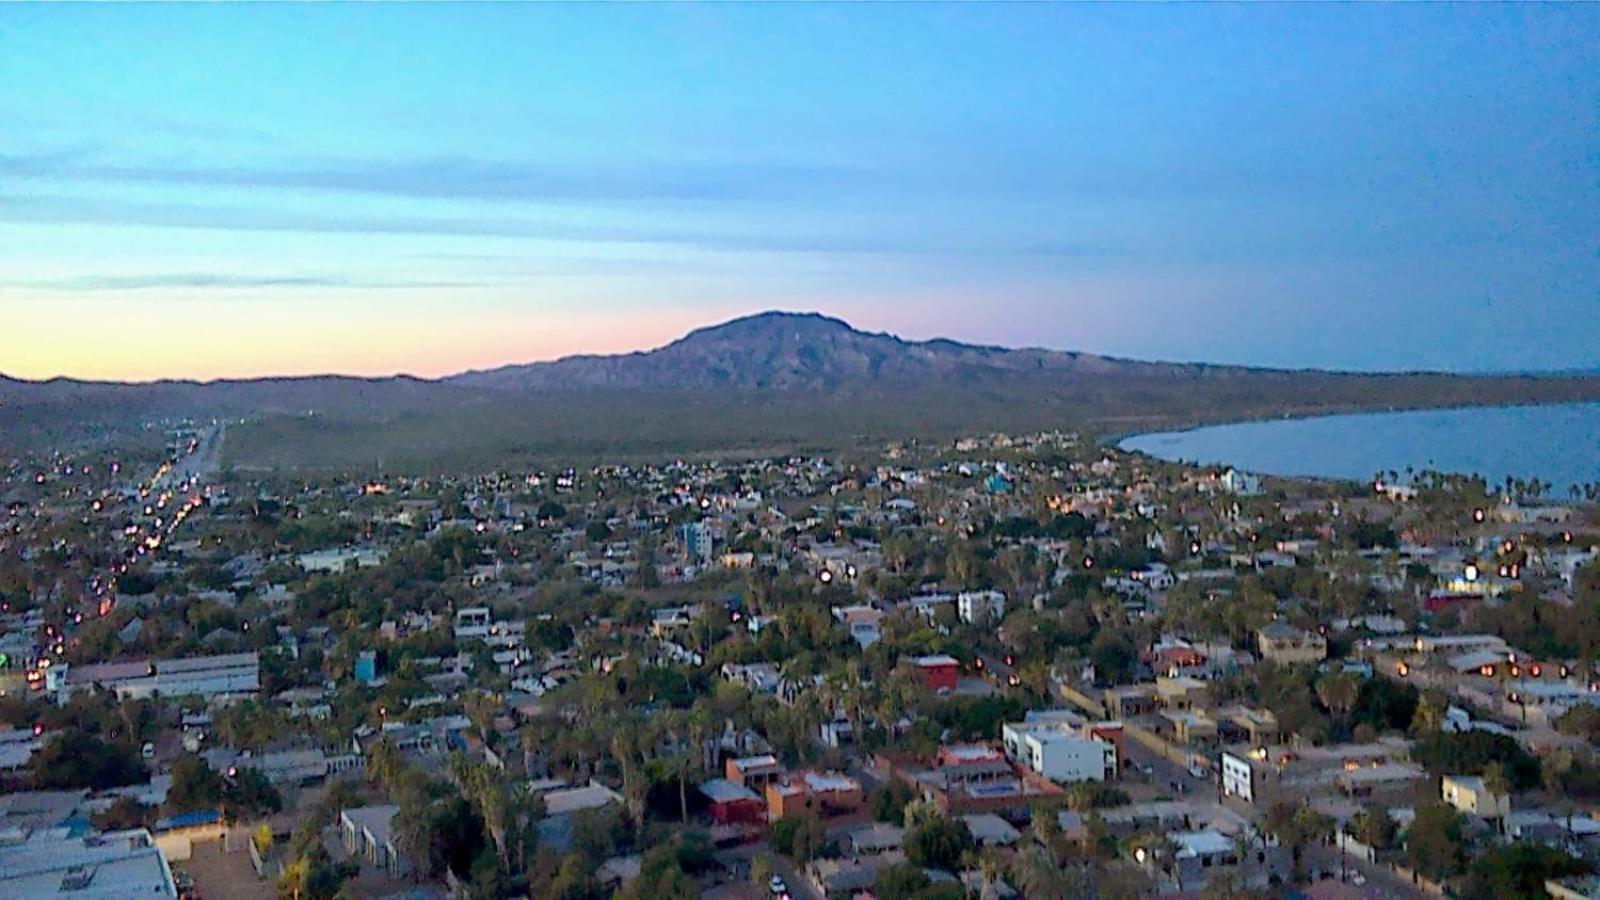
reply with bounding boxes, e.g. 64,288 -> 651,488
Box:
0,828 -> 176,899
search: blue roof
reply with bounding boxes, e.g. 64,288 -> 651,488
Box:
156,809 -> 222,831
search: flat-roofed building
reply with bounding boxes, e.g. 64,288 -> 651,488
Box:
0,828 -> 177,899
57,652 -> 259,702
1257,621 -> 1326,665
1001,720 -> 1116,783
340,805 -> 411,879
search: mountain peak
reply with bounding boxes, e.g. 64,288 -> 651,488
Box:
448,310 -> 1131,391
672,310 -> 859,346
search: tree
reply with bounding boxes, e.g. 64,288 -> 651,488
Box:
1012,845 -> 1096,899
29,729 -> 146,791
1264,801 -> 1328,883
547,852 -> 605,900
1410,687 -> 1449,735
1459,842 -> 1591,900
1405,802 -> 1467,882
224,767 -> 284,822
1315,673 -> 1359,727
1350,807 -> 1397,851
870,779 -> 916,823
904,811 -> 974,870
1413,731 -> 1540,789
873,862 -> 931,900
1555,704 -> 1600,744
770,815 -> 826,861
167,754 -> 226,813
92,796 -> 156,831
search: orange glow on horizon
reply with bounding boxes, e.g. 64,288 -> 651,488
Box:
1,295 -> 755,382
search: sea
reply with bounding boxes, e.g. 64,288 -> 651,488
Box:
1119,402 -> 1600,493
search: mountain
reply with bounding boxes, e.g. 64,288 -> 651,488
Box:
5,310 -> 1600,467
451,311 -> 1174,391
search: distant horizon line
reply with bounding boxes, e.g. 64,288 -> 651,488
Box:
4,308 -> 1598,387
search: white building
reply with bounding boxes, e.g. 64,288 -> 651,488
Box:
297,547 -> 387,573
1001,720 -> 1116,783
1220,751 -> 1257,804
1220,468 -> 1261,496
57,653 -> 260,702
0,828 -> 177,898
957,590 -> 1006,625
453,607 -> 491,640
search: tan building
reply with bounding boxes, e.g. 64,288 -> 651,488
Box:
1442,774 -> 1510,819
1256,622 -> 1327,665
1156,676 -> 1211,711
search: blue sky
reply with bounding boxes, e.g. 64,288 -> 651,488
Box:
2,4 -> 1596,380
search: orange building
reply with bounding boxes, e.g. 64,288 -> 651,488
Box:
764,770 -> 863,819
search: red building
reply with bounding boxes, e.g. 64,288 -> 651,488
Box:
915,654 -> 960,693
699,778 -> 767,826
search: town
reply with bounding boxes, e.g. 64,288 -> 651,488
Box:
2,426 -> 1599,900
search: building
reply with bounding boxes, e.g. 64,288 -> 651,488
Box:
765,770 -> 863,819
1337,762 -> 1426,798
831,605 -> 884,649
914,655 -> 960,693
1220,469 -> 1261,496
724,755 -> 784,790
1547,876 -> 1600,900
845,822 -> 905,857
536,781 -> 626,851
340,805 -> 411,879
453,607 -> 491,640
1167,829 -> 1241,890
0,828 -> 177,899
57,652 -> 260,702
1256,621 -> 1327,665
297,547 -> 386,573
957,590 -> 1006,625
961,813 -> 1021,847
354,650 -> 379,686
1220,751 -> 1259,804
699,779 -> 766,826
1441,774 -> 1510,819
1001,720 -> 1116,783
679,521 -> 714,568
1155,676 -> 1211,712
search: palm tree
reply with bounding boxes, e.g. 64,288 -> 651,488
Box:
1482,762 -> 1512,836
1411,687 -> 1449,735
1011,844 -> 1095,899
1315,673 -> 1359,730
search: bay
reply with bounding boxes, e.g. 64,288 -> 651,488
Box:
1120,402 -> 1600,495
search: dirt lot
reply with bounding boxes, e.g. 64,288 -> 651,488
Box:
174,838 -> 275,900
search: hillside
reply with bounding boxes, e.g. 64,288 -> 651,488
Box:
4,311 -> 1600,468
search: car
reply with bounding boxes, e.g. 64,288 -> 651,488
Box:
1351,873 -> 1367,886
769,875 -> 789,897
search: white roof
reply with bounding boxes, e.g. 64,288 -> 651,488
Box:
1172,830 -> 1234,858
543,783 -> 623,816
0,828 -> 176,899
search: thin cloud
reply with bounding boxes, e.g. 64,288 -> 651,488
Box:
0,192 -> 1105,259
5,272 -> 488,291
0,150 -> 865,205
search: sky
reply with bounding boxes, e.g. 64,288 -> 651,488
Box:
2,4 -> 1597,381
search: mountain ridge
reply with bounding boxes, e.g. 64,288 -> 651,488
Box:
6,310 -> 1600,466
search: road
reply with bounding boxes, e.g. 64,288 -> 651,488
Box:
715,844 -> 822,900
1304,843 -> 1426,898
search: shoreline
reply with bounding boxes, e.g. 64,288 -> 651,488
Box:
1106,400 -> 1600,491
1099,398 -> 1600,449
